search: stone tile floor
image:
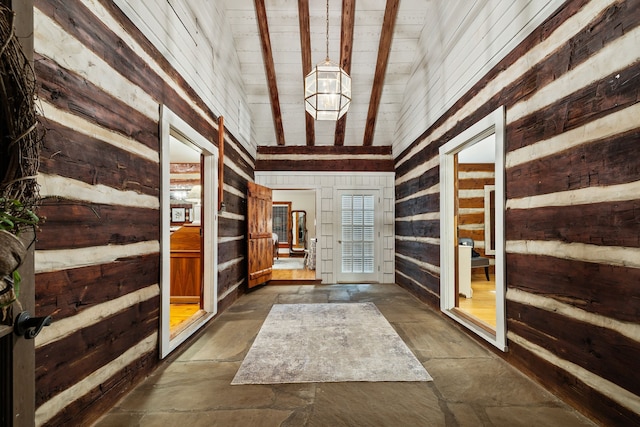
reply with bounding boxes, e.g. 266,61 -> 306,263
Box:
94,284 -> 597,426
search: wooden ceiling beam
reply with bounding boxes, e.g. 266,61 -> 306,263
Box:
298,0 -> 314,146
362,0 -> 399,146
254,0 -> 286,145
334,0 -> 356,146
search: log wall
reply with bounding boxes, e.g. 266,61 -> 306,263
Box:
394,0 -> 640,424
32,1 -> 253,425
457,163 -> 495,262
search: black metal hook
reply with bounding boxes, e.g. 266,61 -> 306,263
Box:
14,311 -> 52,339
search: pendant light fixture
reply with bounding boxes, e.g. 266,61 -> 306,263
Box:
304,0 -> 351,120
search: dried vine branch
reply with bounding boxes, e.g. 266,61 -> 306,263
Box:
0,4 -> 44,235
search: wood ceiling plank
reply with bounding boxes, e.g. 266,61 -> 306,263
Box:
298,0 -> 315,146
362,0 -> 399,146
254,0 -> 286,145
334,0 -> 356,146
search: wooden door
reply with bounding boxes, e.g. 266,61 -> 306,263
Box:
247,182 -> 273,288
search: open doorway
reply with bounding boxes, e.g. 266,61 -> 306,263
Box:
160,106 -> 218,358
271,189 -> 318,283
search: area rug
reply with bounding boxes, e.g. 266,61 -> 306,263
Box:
231,302 -> 432,384
272,257 -> 305,270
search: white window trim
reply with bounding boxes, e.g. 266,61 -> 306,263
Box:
159,105 -> 218,358
439,106 -> 507,351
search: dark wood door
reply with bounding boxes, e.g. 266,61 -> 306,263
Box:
247,182 -> 273,288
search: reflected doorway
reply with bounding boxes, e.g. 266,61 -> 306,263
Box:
168,136 -> 203,337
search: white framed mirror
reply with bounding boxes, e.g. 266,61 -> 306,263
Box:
439,106 -> 506,351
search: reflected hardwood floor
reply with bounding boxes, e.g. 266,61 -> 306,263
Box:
170,303 -> 201,336
458,272 -> 496,327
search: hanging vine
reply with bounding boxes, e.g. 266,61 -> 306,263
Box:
0,4 -> 43,319
0,3 -> 43,236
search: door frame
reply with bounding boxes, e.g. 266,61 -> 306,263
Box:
439,106 -> 506,351
159,106 -> 218,358
255,180 -> 320,281
334,188 -> 383,284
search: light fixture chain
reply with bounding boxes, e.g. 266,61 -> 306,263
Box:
325,0 -> 330,61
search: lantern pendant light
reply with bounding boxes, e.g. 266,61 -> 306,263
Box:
304,0 -> 352,120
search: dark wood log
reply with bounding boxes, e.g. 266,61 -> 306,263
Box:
254,0 -> 285,145
221,191 -> 246,218
395,193 -> 439,217
506,200 -> 639,247
506,129 -> 640,199
255,158 -> 394,172
458,163 -> 495,173
218,216 -> 246,239
457,212 -> 484,226
218,258 -> 247,296
508,300 -> 640,397
394,141 -> 440,182
36,200 -> 159,250
218,239 -> 246,265
35,296 -> 159,405
363,0 -> 399,146
395,219 -> 439,238
217,284 -> 243,314
458,177 -> 494,190
394,167 -> 439,200
395,0 -> 631,164
297,0 -> 314,146
395,272 -> 439,309
257,145 -> 392,156
507,61 -> 640,152
40,346 -> 157,427
40,121 -> 160,197
458,197 -> 484,209
36,253 -> 160,320
395,240 -> 439,264
222,166 -> 249,199
224,134 -> 256,178
170,163 -> 200,174
505,340 -> 640,427
395,256 -> 440,297
35,54 -> 159,151
507,253 -> 640,323
38,0 -> 218,142
333,0 -> 356,147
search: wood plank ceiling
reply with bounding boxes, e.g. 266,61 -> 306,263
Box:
221,0 -> 427,149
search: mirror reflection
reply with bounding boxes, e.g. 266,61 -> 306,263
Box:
290,210 -> 307,254
456,134 -> 496,328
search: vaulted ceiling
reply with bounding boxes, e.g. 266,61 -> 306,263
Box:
221,0 -> 428,149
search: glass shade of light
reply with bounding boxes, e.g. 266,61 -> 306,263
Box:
305,60 -> 351,120
185,184 -> 202,204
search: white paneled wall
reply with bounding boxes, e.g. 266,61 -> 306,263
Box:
255,172 -> 395,284
394,0 -> 564,156
113,0 -> 255,155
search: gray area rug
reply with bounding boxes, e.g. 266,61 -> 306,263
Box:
231,302 -> 432,384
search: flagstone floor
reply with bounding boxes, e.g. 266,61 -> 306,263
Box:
93,284 -> 597,427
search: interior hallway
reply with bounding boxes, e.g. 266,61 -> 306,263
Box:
93,284 -> 597,426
